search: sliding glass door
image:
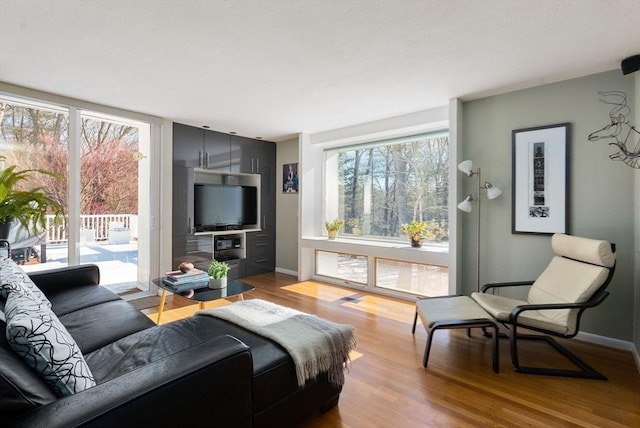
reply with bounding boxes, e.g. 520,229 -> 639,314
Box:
0,96 -> 152,296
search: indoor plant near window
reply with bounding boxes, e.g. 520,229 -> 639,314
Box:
401,220 -> 446,248
208,259 -> 230,289
348,218 -> 361,236
401,220 -> 428,248
325,218 -> 345,239
0,155 -> 64,240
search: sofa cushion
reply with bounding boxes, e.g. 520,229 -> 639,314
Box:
84,318 -> 238,383
57,299 -> 156,354
0,258 -> 52,309
4,291 -> 96,397
188,315 -> 299,414
0,320 -> 57,416
45,283 -> 121,316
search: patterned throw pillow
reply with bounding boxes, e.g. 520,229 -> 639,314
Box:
0,258 -> 52,309
4,291 -> 96,397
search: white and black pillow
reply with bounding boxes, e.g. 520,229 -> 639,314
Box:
0,258 -> 52,309
4,291 -> 96,397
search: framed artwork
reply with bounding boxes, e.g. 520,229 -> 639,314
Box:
512,123 -> 569,235
283,163 -> 299,193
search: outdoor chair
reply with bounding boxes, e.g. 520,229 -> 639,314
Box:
471,233 -> 616,379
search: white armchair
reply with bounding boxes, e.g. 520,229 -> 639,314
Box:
471,233 -> 616,379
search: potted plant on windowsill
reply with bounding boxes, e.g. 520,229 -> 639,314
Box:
0,156 -> 64,240
400,220 -> 429,248
208,259 -> 230,289
325,218 -> 345,239
348,218 -> 361,236
401,220 -> 446,248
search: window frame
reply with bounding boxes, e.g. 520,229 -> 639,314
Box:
322,130 -> 450,246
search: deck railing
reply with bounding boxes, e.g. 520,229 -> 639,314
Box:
45,214 -> 137,243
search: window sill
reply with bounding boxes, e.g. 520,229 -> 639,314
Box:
300,236 -> 449,266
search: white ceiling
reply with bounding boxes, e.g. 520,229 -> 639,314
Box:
1,1 -> 639,142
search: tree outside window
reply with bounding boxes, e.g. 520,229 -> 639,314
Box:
324,132 -> 449,245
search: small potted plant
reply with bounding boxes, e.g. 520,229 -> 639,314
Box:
401,220 -> 429,248
0,155 -> 65,240
324,218 -> 344,239
348,218 -> 361,236
207,259 -> 230,289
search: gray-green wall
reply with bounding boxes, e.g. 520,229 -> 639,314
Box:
276,138 -> 300,273
461,70 -> 636,341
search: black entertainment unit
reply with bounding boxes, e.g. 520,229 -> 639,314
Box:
172,122 -> 276,279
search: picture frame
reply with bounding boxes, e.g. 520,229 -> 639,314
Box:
512,123 -> 569,235
283,163 -> 299,193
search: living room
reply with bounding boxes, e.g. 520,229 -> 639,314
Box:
1,1 -> 639,427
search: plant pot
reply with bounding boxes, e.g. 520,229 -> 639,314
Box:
411,239 -> 422,248
352,227 -> 361,236
327,230 -> 338,239
0,217 -> 13,240
208,276 -> 227,289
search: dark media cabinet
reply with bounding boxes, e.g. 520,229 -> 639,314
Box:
172,123 -> 276,278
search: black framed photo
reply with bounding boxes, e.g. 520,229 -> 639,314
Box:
283,163 -> 299,193
512,123 -> 569,235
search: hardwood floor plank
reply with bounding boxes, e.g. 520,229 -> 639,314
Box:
142,272 -> 640,427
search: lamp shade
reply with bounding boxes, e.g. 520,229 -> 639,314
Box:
457,196 -> 473,212
486,184 -> 503,200
457,160 -> 473,176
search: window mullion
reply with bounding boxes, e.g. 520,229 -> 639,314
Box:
67,107 -> 81,265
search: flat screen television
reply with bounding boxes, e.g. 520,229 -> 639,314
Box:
194,184 -> 258,231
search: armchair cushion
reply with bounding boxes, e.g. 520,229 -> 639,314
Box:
527,256 -> 610,331
470,292 -> 569,335
4,291 -> 96,397
551,233 -> 615,268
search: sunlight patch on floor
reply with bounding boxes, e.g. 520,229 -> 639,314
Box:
349,350 -> 364,362
341,295 -> 416,324
148,299 -> 233,324
282,281 -> 357,302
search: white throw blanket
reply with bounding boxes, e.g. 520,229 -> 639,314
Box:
196,299 -> 356,387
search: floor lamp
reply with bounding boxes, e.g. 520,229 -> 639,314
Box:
457,160 -> 502,292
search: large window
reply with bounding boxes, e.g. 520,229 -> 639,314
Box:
324,132 -> 449,246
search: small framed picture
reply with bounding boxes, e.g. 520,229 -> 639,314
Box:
512,123 -> 570,235
283,163 -> 299,193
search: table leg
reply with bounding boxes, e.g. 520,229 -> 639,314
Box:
156,289 -> 167,324
238,293 -> 244,301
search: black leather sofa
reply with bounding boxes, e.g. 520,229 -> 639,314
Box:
1,264 -> 342,427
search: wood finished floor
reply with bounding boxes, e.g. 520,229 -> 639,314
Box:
141,272 -> 640,428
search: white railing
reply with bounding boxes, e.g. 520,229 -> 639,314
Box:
45,214 -> 137,243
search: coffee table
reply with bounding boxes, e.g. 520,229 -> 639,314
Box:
153,278 -> 255,323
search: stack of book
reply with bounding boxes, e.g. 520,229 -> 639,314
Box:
163,268 -> 210,292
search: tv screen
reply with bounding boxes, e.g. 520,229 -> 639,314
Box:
194,184 -> 257,231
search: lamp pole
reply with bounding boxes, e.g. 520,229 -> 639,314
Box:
475,168 -> 481,293
458,160 -> 502,293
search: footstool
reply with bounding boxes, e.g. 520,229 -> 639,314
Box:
411,295 -> 499,373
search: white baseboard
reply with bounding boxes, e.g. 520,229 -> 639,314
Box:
275,267 -> 298,277
575,332 -> 640,373
575,331 -> 633,351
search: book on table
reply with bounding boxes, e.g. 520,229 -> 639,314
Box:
162,278 -> 209,292
164,268 -> 209,284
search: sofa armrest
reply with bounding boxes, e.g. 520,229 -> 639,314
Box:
7,334 -> 253,428
27,264 -> 101,294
